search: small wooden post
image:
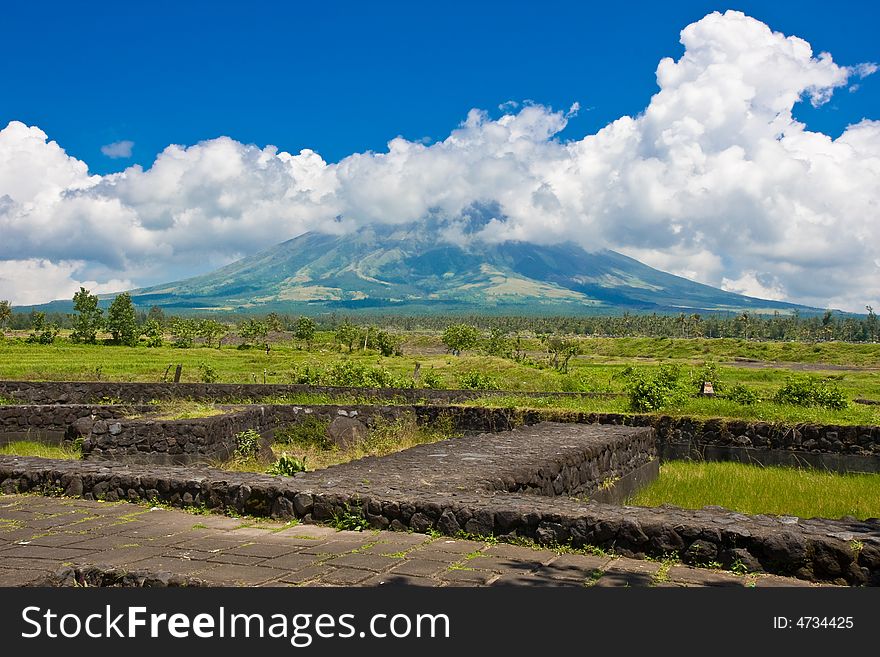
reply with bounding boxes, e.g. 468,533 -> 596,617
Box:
173,364 -> 182,383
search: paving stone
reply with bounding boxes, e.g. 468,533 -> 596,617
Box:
318,567 -> 375,585
123,557 -> 214,577
0,568 -> 52,585
423,539 -> 486,554
440,568 -> 497,586
262,552 -> 321,572
0,544 -> 93,561
490,573 -> 584,587
593,571 -> 653,587
278,564 -> 335,585
196,564 -> 285,586
484,544 -> 557,565
536,554 -> 611,581
465,556 -> 542,574
752,576 -> 818,588
325,552 -> 401,572
360,574 -> 439,587
387,559 -> 449,578
206,552 -> 269,566
85,547 -> 168,567
225,542 -> 299,558
298,540 -> 372,556
666,566 -> 746,587
272,524 -> 336,540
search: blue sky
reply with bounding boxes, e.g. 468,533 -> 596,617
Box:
2,0 -> 877,174
0,2 -> 878,310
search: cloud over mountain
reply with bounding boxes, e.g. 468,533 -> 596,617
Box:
0,10 -> 877,310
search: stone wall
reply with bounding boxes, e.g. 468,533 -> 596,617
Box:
1,455 -> 875,585
0,404 -> 139,445
3,401 -> 879,472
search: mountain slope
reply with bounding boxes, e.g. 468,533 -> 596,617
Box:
123,224 -> 814,315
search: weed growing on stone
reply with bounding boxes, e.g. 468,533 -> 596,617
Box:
330,505 -> 371,532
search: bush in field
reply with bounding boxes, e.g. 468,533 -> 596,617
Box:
70,287 -> 104,344
774,376 -> 848,410
335,320 -> 359,352
293,316 -> 316,348
0,300 -> 11,333
624,364 -> 686,412
371,329 -> 402,357
723,384 -> 760,405
288,361 -> 412,388
483,326 -> 511,357
198,319 -> 227,348
458,371 -> 500,390
107,293 -> 138,346
689,361 -> 721,394
238,318 -> 269,349
275,416 -> 333,450
198,362 -> 219,383
420,367 -> 443,389
442,323 -> 479,356
169,317 -> 198,348
141,319 -> 164,347
26,311 -> 59,345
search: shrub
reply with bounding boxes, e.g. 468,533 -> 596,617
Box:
275,416 -> 333,450
233,428 -> 261,461
420,367 -> 443,389
689,361 -> 721,394
723,384 -> 759,405
458,371 -> 500,390
774,376 -> 848,410
266,453 -> 307,476
442,323 -> 480,356
624,364 -> 686,412
198,362 -> 219,383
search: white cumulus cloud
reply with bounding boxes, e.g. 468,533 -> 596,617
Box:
0,10 -> 877,310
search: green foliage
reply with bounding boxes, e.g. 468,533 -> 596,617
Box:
442,323 -> 480,356
541,334 -> 580,373
774,376 -> 848,410
198,319 -> 227,348
0,300 -> 11,331
275,416 -> 333,450
141,318 -> 164,347
26,311 -> 59,344
289,360 -> 413,388
483,326 -> 511,357
233,428 -> 261,461
624,364 -> 686,411
420,367 -> 443,389
458,370 -> 500,390
330,504 -> 370,531
70,287 -> 104,344
334,320 -> 360,352
371,329 -> 402,357
239,318 -> 269,348
266,452 -> 308,476
723,384 -> 760,405
689,361 -> 720,393
198,362 -> 219,383
107,293 -> 138,346
169,317 -> 198,348
293,316 -> 316,347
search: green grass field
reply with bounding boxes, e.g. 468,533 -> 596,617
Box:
0,441 -> 80,459
1,333 -> 879,425
628,461 -> 880,520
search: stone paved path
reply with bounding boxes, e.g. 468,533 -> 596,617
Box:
0,494 -> 827,587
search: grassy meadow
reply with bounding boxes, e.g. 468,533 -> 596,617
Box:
1,331 -> 878,425
629,461 -> 880,521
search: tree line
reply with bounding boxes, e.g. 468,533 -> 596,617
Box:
0,294 -> 877,345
